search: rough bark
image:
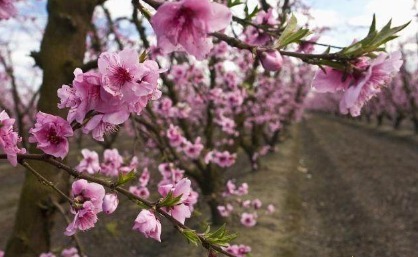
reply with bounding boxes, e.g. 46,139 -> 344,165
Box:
5,1 -> 101,256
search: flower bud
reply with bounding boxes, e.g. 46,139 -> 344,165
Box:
102,193 -> 119,214
259,50 -> 283,71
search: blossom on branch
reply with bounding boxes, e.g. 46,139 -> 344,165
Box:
65,180 -> 105,236
133,209 -> 162,242
150,0 -> 232,60
76,149 -> 101,174
0,110 -> 26,166
312,52 -> 403,116
29,112 -> 73,158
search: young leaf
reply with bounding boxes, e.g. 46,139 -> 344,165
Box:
181,228 -> 201,246
158,191 -> 183,207
116,170 -> 136,186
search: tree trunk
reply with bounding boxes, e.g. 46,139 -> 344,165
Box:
412,117 -> 418,134
393,114 -> 404,130
198,167 -> 225,225
5,1 -> 100,256
377,114 -> 384,127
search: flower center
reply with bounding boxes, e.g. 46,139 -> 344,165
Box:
112,66 -> 132,86
47,128 -> 62,145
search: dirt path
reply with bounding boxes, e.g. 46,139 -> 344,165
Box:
291,114 -> 418,257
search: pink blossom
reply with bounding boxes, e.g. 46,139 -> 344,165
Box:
0,0 -> 17,20
39,253 -> 56,257
119,156 -> 139,174
166,124 -> 184,147
241,200 -> 251,208
98,49 -> 156,99
139,167 -> 150,187
65,179 -> 105,236
240,212 -> 257,227
150,0 -> 232,60
0,110 -> 26,166
65,201 -> 98,236
217,203 -> 233,217
266,204 -> 275,214
206,150 -> 236,168
76,149 -> 100,174
183,137 -> 203,159
61,247 -> 80,257
58,69 -> 104,124
82,112 -> 128,142
158,178 -> 192,224
129,186 -> 150,199
133,209 -> 162,242
252,199 -> 262,209
236,183 -> 248,196
340,52 -> 403,116
297,35 -> 319,54
0,250 -> 3,257
259,50 -> 283,71
312,52 -> 403,116
158,163 -> 184,184
245,9 -> 276,46
102,193 -> 119,214
72,179 -> 105,211
100,149 -> 123,176
29,112 -> 73,158
224,244 -> 252,257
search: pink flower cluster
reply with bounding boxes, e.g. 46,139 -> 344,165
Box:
224,180 -> 248,196
158,162 -> 185,186
204,150 -> 236,168
151,0 -> 232,60
129,168 -> 151,199
76,148 -> 138,177
166,124 -> 203,159
65,179 -> 106,236
58,49 -> 162,141
38,247 -> 81,257
224,244 -> 252,257
312,52 -> 403,116
0,110 -> 26,166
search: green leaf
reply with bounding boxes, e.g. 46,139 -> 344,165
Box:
181,229 -> 201,246
367,14 -> 377,36
274,14 -> 311,48
116,170 -> 136,186
139,50 -> 148,63
247,6 -> 260,19
338,16 -> 409,58
158,191 -> 182,207
203,224 -> 238,247
227,0 -> 243,8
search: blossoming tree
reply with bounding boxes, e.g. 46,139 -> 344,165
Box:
0,0 -> 409,256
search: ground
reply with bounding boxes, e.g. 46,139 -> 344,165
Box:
0,113 -> 417,257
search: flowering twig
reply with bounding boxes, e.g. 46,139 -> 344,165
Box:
19,160 -> 74,204
1,153 -> 236,257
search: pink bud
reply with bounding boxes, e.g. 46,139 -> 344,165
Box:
259,50 -> 283,71
102,193 -> 119,214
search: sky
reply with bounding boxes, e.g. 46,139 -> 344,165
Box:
303,0 -> 417,49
